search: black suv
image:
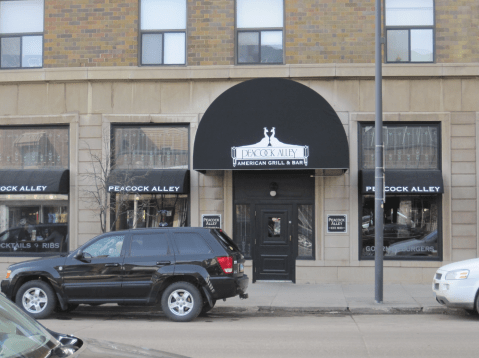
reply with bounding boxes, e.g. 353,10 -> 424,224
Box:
1,227 -> 249,322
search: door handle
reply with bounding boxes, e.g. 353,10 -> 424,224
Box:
105,263 -> 119,267
156,261 -> 171,266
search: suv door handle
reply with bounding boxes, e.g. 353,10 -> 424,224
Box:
156,261 -> 171,266
105,263 -> 119,267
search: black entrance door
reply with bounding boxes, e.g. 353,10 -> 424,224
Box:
254,205 -> 294,282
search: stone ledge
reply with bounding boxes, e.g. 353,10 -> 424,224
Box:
0,63 -> 478,83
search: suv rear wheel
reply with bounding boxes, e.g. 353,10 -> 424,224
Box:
16,280 -> 57,319
161,282 -> 202,322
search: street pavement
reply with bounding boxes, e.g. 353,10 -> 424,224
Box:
70,282 -> 469,317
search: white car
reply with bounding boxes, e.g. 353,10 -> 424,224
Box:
432,258 -> 479,313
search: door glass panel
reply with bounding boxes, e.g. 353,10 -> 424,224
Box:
298,205 -> 313,258
268,217 -> 281,237
234,204 -> 251,258
84,235 -> 125,258
129,233 -> 169,256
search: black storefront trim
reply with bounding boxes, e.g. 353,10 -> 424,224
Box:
360,170 -> 444,195
0,169 -> 69,194
107,169 -> 190,194
193,78 -> 349,172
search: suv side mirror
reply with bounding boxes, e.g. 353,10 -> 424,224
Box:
73,250 -> 83,260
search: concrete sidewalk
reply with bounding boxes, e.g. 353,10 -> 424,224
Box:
212,282 -> 459,315
73,282 -> 469,317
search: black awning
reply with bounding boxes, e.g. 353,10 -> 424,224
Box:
107,169 -> 190,194
360,170 -> 444,194
0,169 -> 69,194
193,78 -> 349,172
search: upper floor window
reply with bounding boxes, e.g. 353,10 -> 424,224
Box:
0,0 -> 43,69
140,0 -> 186,65
360,123 -> 440,170
112,125 -> 189,170
385,0 -> 434,63
0,126 -> 69,169
236,0 -> 284,65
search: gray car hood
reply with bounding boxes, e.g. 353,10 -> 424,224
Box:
70,338 -> 189,358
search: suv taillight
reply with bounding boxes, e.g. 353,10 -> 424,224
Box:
217,256 -> 233,274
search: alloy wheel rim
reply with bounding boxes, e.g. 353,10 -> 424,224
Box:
22,288 -> 48,314
168,289 -> 194,316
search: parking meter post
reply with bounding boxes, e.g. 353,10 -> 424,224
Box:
374,0 -> 384,304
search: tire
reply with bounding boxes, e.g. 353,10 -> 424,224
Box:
161,282 -> 203,322
15,280 -> 57,319
200,299 -> 216,315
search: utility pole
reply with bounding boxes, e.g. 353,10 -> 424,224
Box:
374,0 -> 384,304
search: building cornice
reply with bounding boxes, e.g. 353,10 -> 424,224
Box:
0,63 -> 478,83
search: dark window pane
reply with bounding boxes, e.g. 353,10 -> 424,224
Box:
1,37 -> 21,68
234,204 -> 251,258
298,205 -> 313,258
387,30 -> 409,62
142,34 -> 163,65
130,233 -> 169,256
261,31 -> 282,63
411,29 -> 433,62
361,195 -> 439,259
238,32 -> 259,63
361,125 -> 438,170
174,233 -> 212,254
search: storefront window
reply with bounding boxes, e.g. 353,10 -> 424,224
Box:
359,122 -> 442,261
112,126 -> 188,170
112,194 -> 188,231
110,125 -> 189,230
360,195 -> 439,259
361,124 -> 439,170
0,127 -> 69,169
0,194 -> 68,254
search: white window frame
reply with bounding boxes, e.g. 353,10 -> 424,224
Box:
0,0 -> 44,69
384,0 -> 435,63
139,0 -> 187,66
235,0 -> 285,65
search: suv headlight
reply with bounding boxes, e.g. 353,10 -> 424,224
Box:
6,270 -> 11,279
445,269 -> 469,280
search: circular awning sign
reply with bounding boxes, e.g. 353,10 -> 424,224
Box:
193,78 -> 349,171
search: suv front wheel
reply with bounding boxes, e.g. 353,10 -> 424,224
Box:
161,282 -> 202,322
15,280 -> 57,319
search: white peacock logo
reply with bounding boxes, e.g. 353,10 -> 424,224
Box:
231,127 -> 309,167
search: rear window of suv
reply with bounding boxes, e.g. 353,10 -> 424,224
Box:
173,233 -> 212,254
212,229 -> 240,253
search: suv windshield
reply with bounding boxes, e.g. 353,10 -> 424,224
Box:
0,295 -> 59,358
212,229 -> 240,252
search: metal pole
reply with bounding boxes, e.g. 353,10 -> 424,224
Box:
374,0 -> 384,304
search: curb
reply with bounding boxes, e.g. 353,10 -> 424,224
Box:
212,305 -> 471,316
